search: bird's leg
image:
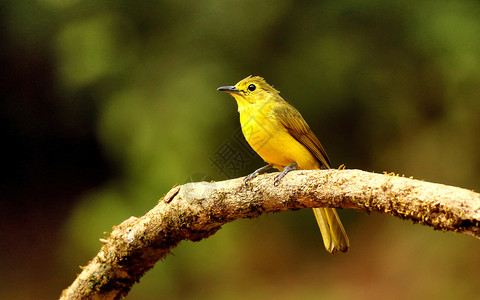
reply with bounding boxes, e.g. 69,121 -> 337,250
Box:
245,164 -> 273,183
274,162 -> 298,186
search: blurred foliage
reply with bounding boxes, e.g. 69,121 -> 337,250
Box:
2,0 -> 480,299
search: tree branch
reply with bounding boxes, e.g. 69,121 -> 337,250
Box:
60,169 -> 480,299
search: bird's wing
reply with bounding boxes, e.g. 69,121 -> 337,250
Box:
274,102 -> 331,169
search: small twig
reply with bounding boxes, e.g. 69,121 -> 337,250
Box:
60,169 -> 480,299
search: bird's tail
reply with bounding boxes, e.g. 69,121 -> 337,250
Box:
312,208 -> 350,253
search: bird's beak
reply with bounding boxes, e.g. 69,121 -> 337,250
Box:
217,85 -> 242,95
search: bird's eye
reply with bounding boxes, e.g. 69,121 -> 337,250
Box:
247,84 -> 256,91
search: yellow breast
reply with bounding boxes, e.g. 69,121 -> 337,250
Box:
238,101 -> 320,170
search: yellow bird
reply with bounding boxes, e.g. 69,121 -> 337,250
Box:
217,75 -> 349,253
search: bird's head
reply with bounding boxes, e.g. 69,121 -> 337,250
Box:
217,76 -> 280,108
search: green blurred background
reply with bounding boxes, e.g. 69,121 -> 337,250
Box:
2,0 -> 480,299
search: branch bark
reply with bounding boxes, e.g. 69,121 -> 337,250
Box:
60,169 -> 480,299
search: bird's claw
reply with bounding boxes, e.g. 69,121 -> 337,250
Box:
273,172 -> 286,186
244,164 -> 273,184
244,172 -> 258,184
273,176 -> 282,186
273,162 -> 297,186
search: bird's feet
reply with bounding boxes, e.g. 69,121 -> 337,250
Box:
244,164 -> 273,184
273,162 -> 298,186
